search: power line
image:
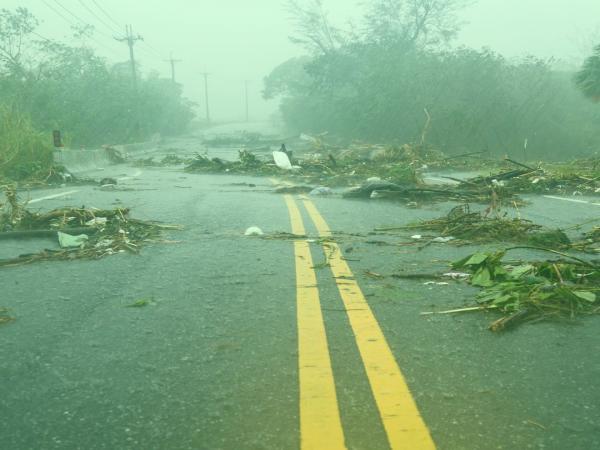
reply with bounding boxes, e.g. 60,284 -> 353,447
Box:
51,0 -> 117,41
77,0 -> 122,35
31,31 -> 53,44
85,0 -> 168,62
43,0 -> 169,74
41,0 -> 121,58
142,40 -> 164,57
90,0 -> 123,30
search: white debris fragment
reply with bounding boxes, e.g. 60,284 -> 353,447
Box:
310,187 -> 333,196
244,226 -> 264,236
411,235 -> 423,240
85,217 -> 108,226
58,232 -> 89,248
433,236 -> 455,243
272,151 -> 293,170
443,272 -> 470,279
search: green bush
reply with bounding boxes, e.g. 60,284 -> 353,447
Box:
0,105 -> 53,181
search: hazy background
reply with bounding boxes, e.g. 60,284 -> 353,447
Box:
6,0 -> 600,121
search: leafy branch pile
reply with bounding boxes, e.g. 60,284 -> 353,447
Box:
133,154 -> 192,167
459,159 -> 600,197
572,227 -> 600,254
452,250 -> 599,331
0,188 -> 177,268
185,150 -> 281,176
400,204 -> 571,246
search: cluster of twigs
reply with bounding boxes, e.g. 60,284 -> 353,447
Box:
0,188 -> 179,268
396,204 -> 570,246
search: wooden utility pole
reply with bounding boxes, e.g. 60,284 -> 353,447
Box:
244,80 -> 250,122
165,52 -> 182,84
115,25 -> 143,90
201,72 -> 211,123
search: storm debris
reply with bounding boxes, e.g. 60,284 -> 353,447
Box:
0,308 -> 15,325
395,204 -> 571,246
0,187 -> 180,268
449,249 -> 600,331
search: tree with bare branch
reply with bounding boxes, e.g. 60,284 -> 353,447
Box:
0,7 -> 37,75
364,0 -> 471,48
286,0 -> 345,55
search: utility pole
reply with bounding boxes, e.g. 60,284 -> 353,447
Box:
244,80 -> 250,122
201,72 -> 210,124
115,25 -> 143,90
165,52 -> 182,84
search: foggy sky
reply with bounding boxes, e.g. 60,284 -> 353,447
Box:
6,0 -> 600,121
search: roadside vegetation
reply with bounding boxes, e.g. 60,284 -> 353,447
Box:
0,7 -> 195,182
265,0 -> 600,160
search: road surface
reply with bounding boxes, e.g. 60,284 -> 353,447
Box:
1,157 -> 599,449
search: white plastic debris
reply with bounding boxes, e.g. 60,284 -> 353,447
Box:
433,236 -> 455,243
310,187 -> 333,196
58,232 -> 89,248
85,217 -> 108,226
491,179 -> 505,187
94,239 -> 113,248
424,281 -> 450,286
443,272 -> 470,279
244,226 -> 264,236
411,235 -> 423,240
273,151 -> 293,170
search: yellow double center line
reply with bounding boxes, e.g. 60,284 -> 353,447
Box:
284,194 -> 435,450
284,195 -> 346,449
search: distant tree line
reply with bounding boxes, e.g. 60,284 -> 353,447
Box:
265,0 -> 600,159
0,7 -> 195,149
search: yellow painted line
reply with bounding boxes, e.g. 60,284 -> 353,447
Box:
283,195 -> 346,450
302,198 -> 436,450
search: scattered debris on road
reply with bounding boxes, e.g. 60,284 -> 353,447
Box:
244,226 -> 264,236
0,187 -> 180,268
393,204 -> 571,247
0,308 -> 15,326
439,249 -> 600,331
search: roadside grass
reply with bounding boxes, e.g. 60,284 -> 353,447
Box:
0,105 -> 53,182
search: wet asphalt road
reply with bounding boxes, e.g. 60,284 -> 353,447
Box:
1,160 -> 600,450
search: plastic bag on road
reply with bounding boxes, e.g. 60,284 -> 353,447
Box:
58,232 -> 89,248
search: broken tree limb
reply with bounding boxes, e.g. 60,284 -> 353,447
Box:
421,305 -> 499,315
